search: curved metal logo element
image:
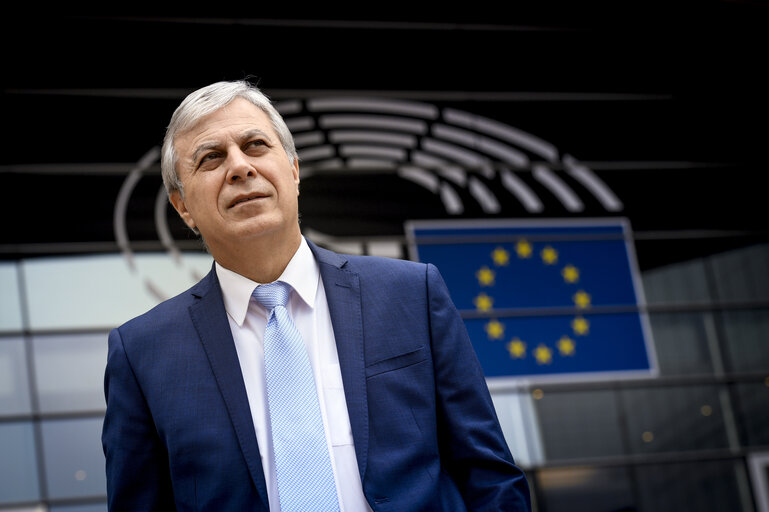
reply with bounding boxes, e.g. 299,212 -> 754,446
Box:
115,97 -> 624,300
280,96 -> 623,215
114,146 -> 205,301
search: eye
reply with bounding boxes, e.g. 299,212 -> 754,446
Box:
196,152 -> 222,170
244,139 -> 269,153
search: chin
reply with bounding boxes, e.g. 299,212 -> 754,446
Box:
235,217 -> 288,238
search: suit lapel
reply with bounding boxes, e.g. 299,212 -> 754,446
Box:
308,240 -> 370,480
187,267 -> 269,509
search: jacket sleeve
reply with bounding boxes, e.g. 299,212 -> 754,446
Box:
426,263 -> 532,511
102,328 -> 176,511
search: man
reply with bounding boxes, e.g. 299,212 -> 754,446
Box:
102,79 -> 531,511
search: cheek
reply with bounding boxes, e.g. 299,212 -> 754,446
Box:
187,177 -> 222,208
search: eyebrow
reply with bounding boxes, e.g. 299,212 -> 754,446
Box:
190,129 -> 275,166
191,141 -> 221,167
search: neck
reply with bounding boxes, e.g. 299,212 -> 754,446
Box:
210,227 -> 303,284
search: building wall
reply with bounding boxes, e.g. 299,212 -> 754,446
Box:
1,242 -> 767,511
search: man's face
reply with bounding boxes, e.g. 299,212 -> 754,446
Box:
170,98 -> 300,253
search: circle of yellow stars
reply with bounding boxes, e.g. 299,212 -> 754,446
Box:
475,240 -> 591,365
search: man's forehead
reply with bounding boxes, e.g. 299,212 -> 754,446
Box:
178,103 -> 275,152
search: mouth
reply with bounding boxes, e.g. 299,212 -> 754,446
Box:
229,193 -> 268,208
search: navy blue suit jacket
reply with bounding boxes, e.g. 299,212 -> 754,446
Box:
102,240 -> 531,511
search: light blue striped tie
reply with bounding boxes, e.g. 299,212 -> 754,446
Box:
252,281 -> 340,512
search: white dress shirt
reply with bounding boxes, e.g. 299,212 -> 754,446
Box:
216,237 -> 372,512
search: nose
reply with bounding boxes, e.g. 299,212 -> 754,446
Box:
225,150 -> 257,184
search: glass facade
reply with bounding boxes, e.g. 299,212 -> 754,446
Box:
0,244 -> 767,510
0,253 -> 213,511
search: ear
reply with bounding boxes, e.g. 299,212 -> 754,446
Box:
170,190 -> 197,230
292,158 -> 301,195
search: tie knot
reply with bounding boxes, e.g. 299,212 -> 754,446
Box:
252,281 -> 291,312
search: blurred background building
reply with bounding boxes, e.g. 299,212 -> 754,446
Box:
1,6 -> 768,511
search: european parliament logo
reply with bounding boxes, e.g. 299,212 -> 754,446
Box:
406,218 -> 657,383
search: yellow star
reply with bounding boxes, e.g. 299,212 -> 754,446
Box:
562,264 -> 580,283
534,344 -> 552,365
491,246 -> 510,266
571,316 -> 590,335
485,319 -> 505,340
573,290 -> 591,309
557,336 -> 576,356
473,292 -> 493,312
515,239 -> 533,258
476,266 -> 495,286
507,338 -> 526,359
541,246 -> 558,265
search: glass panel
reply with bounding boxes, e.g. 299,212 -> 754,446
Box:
732,382 -> 769,447
0,262 -> 24,331
535,466 -> 635,512
0,421 -> 41,504
647,312 -> 714,375
22,252 -> 212,330
622,385 -> 729,454
641,258 -> 712,304
32,333 -> 108,413
747,452 -> 769,512
0,336 -> 32,416
710,243 -> 769,302
719,310 -> 769,373
636,459 -> 748,512
534,389 -> 625,460
491,391 -> 544,467
40,417 -> 107,500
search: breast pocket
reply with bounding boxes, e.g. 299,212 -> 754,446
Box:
365,346 -> 427,378
324,364 -> 355,447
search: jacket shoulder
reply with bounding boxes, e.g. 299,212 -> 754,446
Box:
345,253 -> 433,286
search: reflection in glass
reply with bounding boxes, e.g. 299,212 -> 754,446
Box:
32,333 -> 108,413
647,312 -> 714,376
40,417 -> 107,500
535,466 -> 634,512
720,310 -> 769,373
535,389 -> 625,460
641,258 -> 711,304
0,422 -> 40,504
635,459 -> 747,511
622,385 -> 729,454
731,382 -> 769,447
0,262 -> 23,331
0,336 -> 32,416
22,252 -> 212,331
710,243 -> 769,302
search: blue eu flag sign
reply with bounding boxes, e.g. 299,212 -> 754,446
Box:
406,218 -> 656,383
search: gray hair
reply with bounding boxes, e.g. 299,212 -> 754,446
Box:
160,80 -> 298,197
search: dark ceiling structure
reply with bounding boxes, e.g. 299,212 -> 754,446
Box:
2,4 -> 767,270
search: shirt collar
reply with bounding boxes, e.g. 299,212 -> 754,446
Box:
215,236 -> 319,326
